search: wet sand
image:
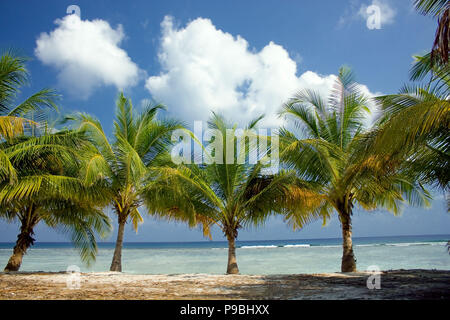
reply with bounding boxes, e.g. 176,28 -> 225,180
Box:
0,269 -> 449,300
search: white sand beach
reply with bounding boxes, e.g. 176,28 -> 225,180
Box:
1,269 -> 449,300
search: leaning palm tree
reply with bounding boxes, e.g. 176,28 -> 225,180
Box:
279,67 -> 431,272
0,128 -> 112,271
0,50 -> 58,141
0,50 -> 109,271
143,113 -> 322,274
68,93 -> 182,272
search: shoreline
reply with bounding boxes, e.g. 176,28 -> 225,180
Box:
1,269 -> 449,300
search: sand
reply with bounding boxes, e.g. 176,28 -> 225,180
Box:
0,269 -> 449,300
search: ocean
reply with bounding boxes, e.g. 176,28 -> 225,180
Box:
0,234 -> 449,274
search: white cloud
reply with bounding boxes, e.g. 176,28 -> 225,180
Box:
35,14 -> 140,98
338,0 -> 363,28
146,16 -> 380,129
146,17 -> 332,128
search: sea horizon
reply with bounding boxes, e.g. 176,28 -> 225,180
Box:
1,233 -> 449,248
1,234 -> 449,275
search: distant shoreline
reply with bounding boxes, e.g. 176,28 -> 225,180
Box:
1,269 -> 449,300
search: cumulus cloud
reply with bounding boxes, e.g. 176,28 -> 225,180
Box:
35,14 -> 140,98
146,16 -> 379,129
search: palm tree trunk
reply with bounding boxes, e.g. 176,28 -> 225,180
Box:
110,215 -> 126,272
4,213 -> 36,272
340,208 -> 357,272
226,233 -> 239,274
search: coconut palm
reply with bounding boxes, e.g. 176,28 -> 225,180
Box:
279,67 -> 431,272
414,0 -> 450,65
0,50 -> 109,272
0,128 -> 112,271
374,85 -> 449,190
143,113 -> 322,274
68,93 -> 182,272
0,50 -> 58,141
374,47 -> 449,195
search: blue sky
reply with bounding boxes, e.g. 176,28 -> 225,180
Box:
0,0 -> 448,242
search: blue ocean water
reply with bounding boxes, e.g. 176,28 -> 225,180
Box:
0,234 -> 449,274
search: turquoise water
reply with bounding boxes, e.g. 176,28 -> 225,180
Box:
0,235 -> 449,274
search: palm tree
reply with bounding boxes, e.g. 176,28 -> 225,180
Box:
0,128 -> 112,271
374,84 -> 449,191
279,67 -> 431,272
68,93 -> 182,272
0,50 -> 110,272
374,11 -> 449,247
0,50 -> 58,141
143,113 -> 321,274
374,47 -> 449,195
414,0 -> 450,65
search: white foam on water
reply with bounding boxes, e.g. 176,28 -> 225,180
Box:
239,245 -> 278,249
385,242 -> 434,247
283,244 -> 310,248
